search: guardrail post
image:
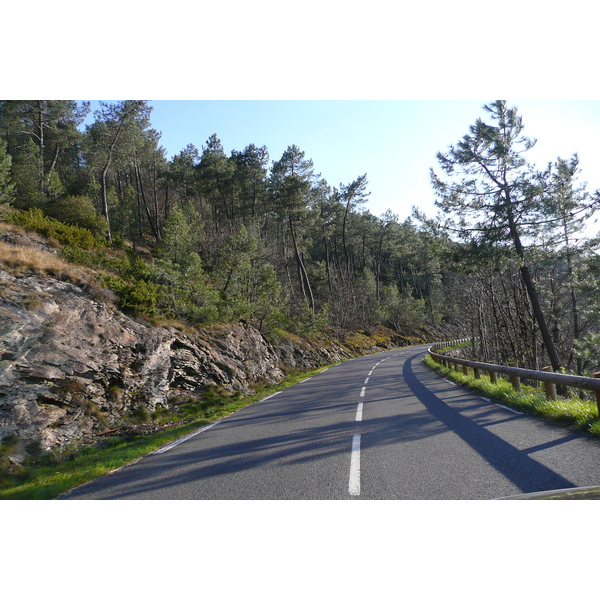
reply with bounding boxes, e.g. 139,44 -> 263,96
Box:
542,366 -> 557,401
510,375 -> 521,392
430,347 -> 600,406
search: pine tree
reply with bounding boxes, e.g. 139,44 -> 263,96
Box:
431,100 -> 562,371
269,145 -> 318,312
540,155 -> 599,374
0,138 -> 15,204
85,101 -> 153,242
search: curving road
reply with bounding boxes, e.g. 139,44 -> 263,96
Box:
61,344 -> 600,500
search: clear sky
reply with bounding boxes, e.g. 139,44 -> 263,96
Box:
85,99 -> 600,226
8,2 -> 600,229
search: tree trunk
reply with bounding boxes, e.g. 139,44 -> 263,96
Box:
516,242 -> 561,371
46,144 -> 60,192
36,102 -> 45,201
136,163 -> 161,240
324,235 -> 333,293
289,217 -> 314,311
101,163 -> 112,242
505,188 -> 561,371
342,199 -> 352,280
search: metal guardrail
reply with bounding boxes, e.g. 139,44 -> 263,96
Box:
428,339 -> 600,415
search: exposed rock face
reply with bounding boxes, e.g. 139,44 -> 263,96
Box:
0,264 -> 399,462
0,271 -> 278,456
0,221 -> 413,462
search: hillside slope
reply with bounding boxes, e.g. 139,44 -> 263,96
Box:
0,226 -> 423,464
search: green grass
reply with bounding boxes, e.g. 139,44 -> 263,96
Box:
0,365 -> 332,500
424,354 -> 600,438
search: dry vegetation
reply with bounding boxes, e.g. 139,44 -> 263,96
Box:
0,239 -> 91,283
0,220 -> 94,289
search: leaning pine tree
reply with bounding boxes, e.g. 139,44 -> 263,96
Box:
430,100 -> 562,372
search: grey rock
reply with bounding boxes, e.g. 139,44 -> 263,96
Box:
0,267 -> 374,460
0,228 -> 405,461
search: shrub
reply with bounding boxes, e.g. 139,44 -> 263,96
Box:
7,208 -> 102,250
99,274 -> 161,317
44,195 -> 108,238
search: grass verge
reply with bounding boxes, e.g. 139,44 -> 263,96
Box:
424,354 -> 600,439
0,365 -> 332,500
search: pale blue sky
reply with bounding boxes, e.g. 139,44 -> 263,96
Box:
8,0 -> 600,229
85,100 -> 600,225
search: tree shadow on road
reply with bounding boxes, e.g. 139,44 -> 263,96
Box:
63,352 -> 583,499
402,355 -> 575,495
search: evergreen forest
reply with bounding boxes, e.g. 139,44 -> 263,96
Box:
1,100 -> 599,376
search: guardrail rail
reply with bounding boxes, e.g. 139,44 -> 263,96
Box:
428,339 -> 600,415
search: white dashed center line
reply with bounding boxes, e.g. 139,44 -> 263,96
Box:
355,402 -> 364,422
349,434 -> 361,496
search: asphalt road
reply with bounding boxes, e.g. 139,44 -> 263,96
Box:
61,344 -> 600,499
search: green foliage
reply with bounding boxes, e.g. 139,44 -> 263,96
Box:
61,246 -> 122,273
44,195 -> 108,237
382,284 -> 427,331
213,226 -> 288,325
287,300 -> 329,336
573,332 -> 600,374
4,98 -> 598,367
152,206 -> 219,324
0,138 -> 15,205
100,274 -> 161,316
424,354 -> 600,436
156,206 -> 203,267
10,139 -> 43,209
7,208 -> 103,249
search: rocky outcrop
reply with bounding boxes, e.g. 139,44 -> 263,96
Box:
1,272 -> 270,457
0,262 -> 403,463
0,220 -> 416,463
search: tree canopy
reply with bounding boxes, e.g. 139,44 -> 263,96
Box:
1,99 -> 599,376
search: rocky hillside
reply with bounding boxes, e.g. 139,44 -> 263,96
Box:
0,225 -> 423,463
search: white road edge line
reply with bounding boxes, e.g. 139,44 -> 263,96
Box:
153,422 -> 219,455
258,391 -> 281,403
477,395 -> 522,414
355,402 -> 364,422
349,434 -> 361,496
493,403 -> 523,415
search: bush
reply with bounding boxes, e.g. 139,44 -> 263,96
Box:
100,274 -> 161,316
44,195 -> 108,238
7,208 -> 102,250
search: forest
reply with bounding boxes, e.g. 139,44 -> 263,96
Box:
0,99 -> 599,376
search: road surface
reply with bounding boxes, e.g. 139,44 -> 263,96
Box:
62,344 -> 600,499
